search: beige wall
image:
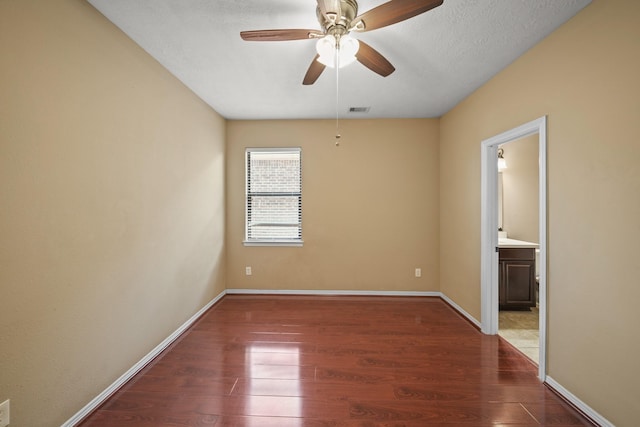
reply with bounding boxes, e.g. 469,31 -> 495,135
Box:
227,119 -> 440,292
0,1 -> 226,426
440,0 -> 640,424
501,134 -> 539,243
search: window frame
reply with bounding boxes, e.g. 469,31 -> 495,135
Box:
244,147 -> 303,247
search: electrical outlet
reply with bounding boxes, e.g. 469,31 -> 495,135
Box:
245,266 -> 252,276
0,399 -> 9,427
415,268 -> 422,278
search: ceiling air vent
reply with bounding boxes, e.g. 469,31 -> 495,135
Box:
348,106 -> 370,113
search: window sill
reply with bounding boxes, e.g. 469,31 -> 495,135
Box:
243,240 -> 304,247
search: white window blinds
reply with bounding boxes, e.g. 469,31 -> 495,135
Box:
245,148 -> 302,244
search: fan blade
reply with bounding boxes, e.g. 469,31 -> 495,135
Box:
303,55 -> 326,85
240,29 -> 323,42
352,0 -> 443,32
356,40 -> 395,77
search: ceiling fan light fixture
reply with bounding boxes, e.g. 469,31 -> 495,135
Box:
316,34 -> 359,68
241,0 -> 446,84
316,34 -> 336,59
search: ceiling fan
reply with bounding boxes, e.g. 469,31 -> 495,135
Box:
240,0 -> 444,85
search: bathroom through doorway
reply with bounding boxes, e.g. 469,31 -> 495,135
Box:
497,135 -> 540,363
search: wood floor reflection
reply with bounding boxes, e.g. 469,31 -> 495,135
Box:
79,295 -> 595,426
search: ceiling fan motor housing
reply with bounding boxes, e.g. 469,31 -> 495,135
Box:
317,0 -> 359,37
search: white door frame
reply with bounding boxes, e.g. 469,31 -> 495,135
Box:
480,116 -> 548,381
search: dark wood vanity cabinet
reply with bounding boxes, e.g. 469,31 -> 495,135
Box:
499,247 -> 536,310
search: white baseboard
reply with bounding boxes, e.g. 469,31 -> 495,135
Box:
61,290 -> 227,427
545,376 -> 613,427
226,288 -> 441,297
440,292 -> 482,328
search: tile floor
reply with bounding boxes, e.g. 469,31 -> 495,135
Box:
499,307 -> 539,363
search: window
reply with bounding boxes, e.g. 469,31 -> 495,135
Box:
245,148 -> 302,246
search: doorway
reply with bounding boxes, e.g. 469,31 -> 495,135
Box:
497,135 -> 540,363
480,116 -> 547,381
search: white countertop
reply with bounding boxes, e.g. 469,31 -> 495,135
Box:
498,238 -> 539,249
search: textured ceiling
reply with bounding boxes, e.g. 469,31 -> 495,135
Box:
87,0 -> 591,120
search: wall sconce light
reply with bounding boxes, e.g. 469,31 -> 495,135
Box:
497,147 -> 507,171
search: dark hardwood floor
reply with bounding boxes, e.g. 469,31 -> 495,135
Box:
79,295 -> 595,426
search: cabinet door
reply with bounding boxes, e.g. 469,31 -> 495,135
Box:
503,260 -> 535,307
499,262 -> 507,305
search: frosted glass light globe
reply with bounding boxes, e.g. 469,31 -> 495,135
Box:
316,35 -> 359,68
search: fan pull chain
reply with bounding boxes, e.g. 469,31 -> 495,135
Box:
335,42 -> 341,146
